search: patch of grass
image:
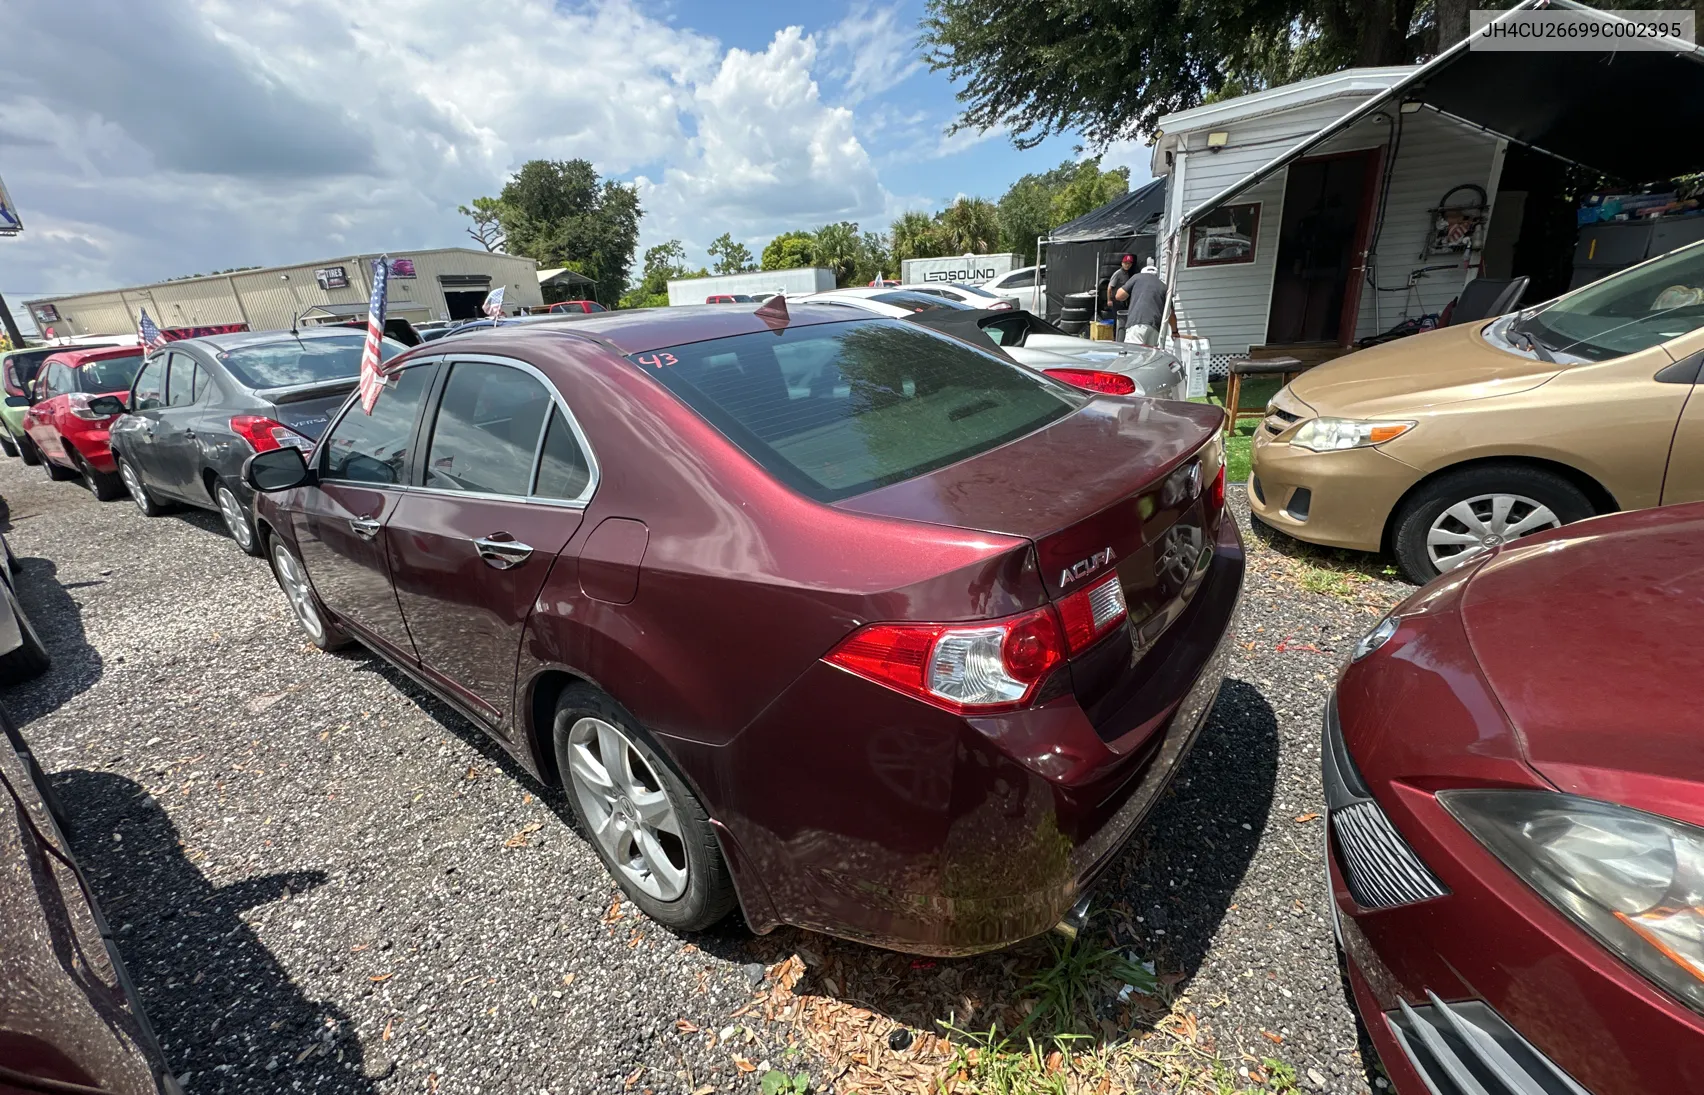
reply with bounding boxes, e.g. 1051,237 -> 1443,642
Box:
1190,377 -> 1270,485
936,1026 -> 1095,1095
1015,933 -> 1159,1037
759,1069 -> 811,1095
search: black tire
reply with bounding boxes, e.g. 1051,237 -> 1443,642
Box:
1392,464 -> 1595,584
43,451 -> 77,481
266,538 -> 352,651
552,685 -> 736,932
0,577 -> 51,682
81,458 -> 125,502
16,433 -> 40,466
214,479 -> 263,556
0,429 -> 17,459
116,456 -> 165,517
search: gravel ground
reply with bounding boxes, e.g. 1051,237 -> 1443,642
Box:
2,454 -> 1412,1095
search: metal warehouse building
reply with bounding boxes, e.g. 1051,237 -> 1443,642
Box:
24,247 -> 543,337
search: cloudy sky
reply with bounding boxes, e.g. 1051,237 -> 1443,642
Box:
0,0 -> 1151,310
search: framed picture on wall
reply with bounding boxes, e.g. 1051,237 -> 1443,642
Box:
1188,203 -> 1260,267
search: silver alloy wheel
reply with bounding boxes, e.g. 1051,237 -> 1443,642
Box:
118,460 -> 149,514
271,542 -> 325,644
216,484 -> 254,550
565,716 -> 688,901
1425,492 -> 1561,573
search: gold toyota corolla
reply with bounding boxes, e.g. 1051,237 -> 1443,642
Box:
1251,239 -> 1704,583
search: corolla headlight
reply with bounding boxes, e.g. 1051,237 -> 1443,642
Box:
1442,790 -> 1704,1014
1351,615 -> 1399,661
1290,417 -> 1415,452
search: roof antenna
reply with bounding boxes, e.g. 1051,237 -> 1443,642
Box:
755,292 -> 789,333
281,274 -> 304,339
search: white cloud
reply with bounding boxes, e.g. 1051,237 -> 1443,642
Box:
1098,138 -> 1158,186
0,0 -> 887,296
820,2 -> 924,104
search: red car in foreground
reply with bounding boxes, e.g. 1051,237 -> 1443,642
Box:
21,345 -> 146,500
1329,504 -> 1704,1094
244,303 -> 1241,953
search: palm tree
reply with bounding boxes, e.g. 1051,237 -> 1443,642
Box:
936,197 -> 1000,254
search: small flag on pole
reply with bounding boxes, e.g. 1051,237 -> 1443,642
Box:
357,255 -> 391,415
137,309 -> 167,351
482,285 -> 505,319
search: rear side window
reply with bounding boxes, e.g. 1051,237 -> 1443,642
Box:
424,362 -> 552,496
215,333 -> 404,389
75,353 -> 144,394
534,408 -> 592,499
630,319 -> 1084,501
320,364 -> 436,485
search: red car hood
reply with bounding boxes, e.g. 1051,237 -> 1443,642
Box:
1459,504 -> 1704,826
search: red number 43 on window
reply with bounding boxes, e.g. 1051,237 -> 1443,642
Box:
634,352 -> 678,369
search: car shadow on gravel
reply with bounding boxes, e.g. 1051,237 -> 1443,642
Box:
5,555 -> 104,721
693,679 -> 1282,1063
55,769 -> 382,1094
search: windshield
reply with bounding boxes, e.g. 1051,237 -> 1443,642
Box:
1523,242 -> 1704,361
75,353 -> 144,393
871,290 -> 972,313
629,318 -> 1085,501
216,333 -> 405,388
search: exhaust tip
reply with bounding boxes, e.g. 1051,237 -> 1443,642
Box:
1053,892 -> 1093,941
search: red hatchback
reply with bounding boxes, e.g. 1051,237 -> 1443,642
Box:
1330,504 -> 1704,1094
22,345 -> 145,500
244,304 -> 1242,953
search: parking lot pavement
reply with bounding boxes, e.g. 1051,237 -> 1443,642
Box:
2,454 -> 1410,1095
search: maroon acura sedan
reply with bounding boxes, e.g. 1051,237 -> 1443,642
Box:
1329,503 -> 1704,1094
245,302 -> 1242,954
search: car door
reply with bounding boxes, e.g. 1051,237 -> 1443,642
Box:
1653,328 -> 1704,505
115,354 -> 171,494
384,356 -> 594,733
288,361 -> 440,666
152,351 -> 212,500
23,363 -> 67,463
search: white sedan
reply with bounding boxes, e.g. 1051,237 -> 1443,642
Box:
981,265 -> 1045,312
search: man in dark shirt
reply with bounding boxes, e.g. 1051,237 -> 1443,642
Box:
1118,260 -> 1166,345
1105,254 -> 1136,337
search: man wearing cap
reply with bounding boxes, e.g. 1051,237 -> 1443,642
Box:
1106,253 -> 1137,339
1118,259 -> 1166,345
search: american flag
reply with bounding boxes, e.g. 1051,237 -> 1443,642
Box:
357,255 -> 390,415
482,285 -> 505,319
137,308 -> 167,351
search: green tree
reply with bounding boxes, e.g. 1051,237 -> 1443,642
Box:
889,210 -> 947,266
1050,157 -> 1130,226
813,221 -> 865,286
458,196 -> 507,252
921,0 -> 1441,147
935,197 -> 1000,254
707,233 -> 757,275
484,159 -> 641,308
620,239 -> 692,309
856,231 -> 893,285
762,230 -> 817,270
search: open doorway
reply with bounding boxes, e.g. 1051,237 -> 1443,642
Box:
1266,150 -> 1379,346
444,290 -> 487,321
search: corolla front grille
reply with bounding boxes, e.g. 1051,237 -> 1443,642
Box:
1387,993 -> 1591,1095
1322,698 -> 1447,910
1268,407 -> 1301,424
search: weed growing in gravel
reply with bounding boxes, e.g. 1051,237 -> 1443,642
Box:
1016,933 -> 1160,1036
759,1068 -> 811,1094
935,1025 -> 1096,1094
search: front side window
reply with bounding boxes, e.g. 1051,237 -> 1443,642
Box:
630,318 -> 1084,501
320,364 -> 436,485
423,362 -> 553,496
77,353 -> 145,394
132,358 -> 166,411
216,332 -> 405,389
1522,241 -> 1704,361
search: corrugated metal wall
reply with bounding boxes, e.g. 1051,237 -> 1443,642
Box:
28,249 -> 541,335
1162,101 -> 1501,356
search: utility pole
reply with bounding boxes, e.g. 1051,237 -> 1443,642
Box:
0,292 -> 25,348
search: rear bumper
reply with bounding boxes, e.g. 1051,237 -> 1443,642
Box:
62,425 -> 117,472
687,515 -> 1244,955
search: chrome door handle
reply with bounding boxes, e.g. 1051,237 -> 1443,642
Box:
349,517 -> 382,540
473,536 -> 533,569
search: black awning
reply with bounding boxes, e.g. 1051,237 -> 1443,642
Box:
1048,178 -> 1168,242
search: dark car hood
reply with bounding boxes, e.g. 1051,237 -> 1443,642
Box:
1459,504 -> 1704,824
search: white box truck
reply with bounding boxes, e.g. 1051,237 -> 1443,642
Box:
666,268 -> 835,307
899,253 -> 1019,286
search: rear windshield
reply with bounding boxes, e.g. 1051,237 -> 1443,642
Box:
629,318 -> 1084,501
5,348 -> 58,384
214,333 -> 405,388
871,291 -> 972,313
75,353 -> 144,393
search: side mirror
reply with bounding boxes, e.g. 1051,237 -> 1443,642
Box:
85,394 -> 126,416
2,396 -> 27,409
243,446 -> 311,492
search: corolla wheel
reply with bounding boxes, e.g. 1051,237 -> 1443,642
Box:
1424,493 -> 1559,573
216,483 -> 257,553
565,716 -> 689,901
271,542 -> 324,644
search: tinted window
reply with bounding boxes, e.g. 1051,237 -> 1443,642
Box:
76,353 -> 145,394
320,364 -> 435,485
215,333 -> 404,389
5,348 -> 56,388
630,319 -> 1083,501
424,362 -> 552,496
871,291 -> 971,313
165,353 -> 196,406
534,408 -> 592,500
132,357 -> 166,411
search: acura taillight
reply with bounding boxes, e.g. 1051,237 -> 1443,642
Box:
66,394 -> 114,421
825,604 -> 1066,713
1055,572 -> 1129,654
1207,463 -> 1226,522
230,415 -> 311,452
1043,368 -> 1136,396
